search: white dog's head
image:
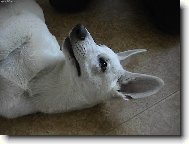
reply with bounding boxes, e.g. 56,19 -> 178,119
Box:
63,24 -> 164,102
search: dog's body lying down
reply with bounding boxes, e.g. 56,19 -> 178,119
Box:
0,0 -> 164,118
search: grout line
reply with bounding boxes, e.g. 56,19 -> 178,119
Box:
105,90 -> 180,135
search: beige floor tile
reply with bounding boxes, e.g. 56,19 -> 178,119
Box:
106,91 -> 180,135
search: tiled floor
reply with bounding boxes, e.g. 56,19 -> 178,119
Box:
0,0 -> 180,135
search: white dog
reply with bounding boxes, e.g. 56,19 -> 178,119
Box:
0,0 -> 164,118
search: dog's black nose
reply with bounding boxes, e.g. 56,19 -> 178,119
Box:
72,24 -> 87,40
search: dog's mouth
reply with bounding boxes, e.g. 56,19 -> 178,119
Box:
64,37 -> 81,76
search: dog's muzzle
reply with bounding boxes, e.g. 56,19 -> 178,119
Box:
64,37 -> 81,77
63,24 -> 88,77
70,24 -> 88,41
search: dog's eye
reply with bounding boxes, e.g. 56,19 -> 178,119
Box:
99,57 -> 107,72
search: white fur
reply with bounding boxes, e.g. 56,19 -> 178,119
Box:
0,0 -> 164,118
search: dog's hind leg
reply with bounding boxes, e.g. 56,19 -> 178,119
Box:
0,14 -> 31,61
0,11 -> 47,61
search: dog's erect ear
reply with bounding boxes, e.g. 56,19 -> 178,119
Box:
116,71 -> 164,100
117,49 -> 147,65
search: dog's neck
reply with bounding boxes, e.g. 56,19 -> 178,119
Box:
30,59 -> 104,113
